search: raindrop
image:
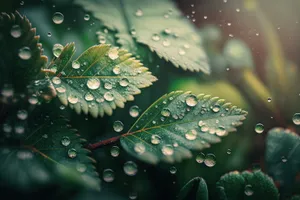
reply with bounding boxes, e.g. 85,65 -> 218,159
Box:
162,145 -> 174,156
14,125 -> 25,135
124,161 -> 138,176
110,146 -> 120,157
255,123 -> 264,134
227,149 -> 232,155
216,126 -> 226,136
292,113 -> 300,125
212,105 -> 220,113
52,44 -> 64,57
281,156 -> 287,163
204,153 -> 216,167
52,12 -> 64,24
267,97 -> 272,102
108,48 -> 119,60
17,110 -> 28,120
56,86 -> 66,93
244,185 -> 254,196
72,60 -> 80,69
135,9 -> 143,17
104,82 -> 113,90
129,105 -> 140,118
52,77 -> 61,85
185,129 -> 197,140
67,148 -> 77,158
161,108 -> 171,117
68,95 -> 79,104
119,78 -> 129,87
18,47 -> 31,60
134,143 -> 145,154
113,66 -> 121,74
151,135 -> 161,145
169,166 -> 177,174
76,163 -> 87,173
84,14 -> 90,21
113,120 -> 124,132
178,49 -> 186,55
11,25 -> 22,38
87,78 -> 100,90
185,95 -> 198,107
103,169 -> 115,182
152,33 -> 160,41
84,93 -> 94,101
196,153 -> 205,163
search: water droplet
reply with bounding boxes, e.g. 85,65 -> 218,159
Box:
11,25 -> 22,38
163,39 -> 171,47
113,65 -> 121,74
87,78 -> 100,90
68,95 -> 79,104
108,48 -> 119,60
52,43 -> 64,57
113,120 -> 124,132
216,126 -> 226,136
84,14 -> 90,21
72,60 -> 80,69
152,33 -> 160,41
61,136 -> 70,146
56,86 -> 66,93
162,145 -> 174,156
196,153 -> 205,163
17,110 -> 28,120
52,12 -> 64,24
119,78 -> 129,87
293,113 -> 300,125
185,129 -> 197,140
135,9 -> 143,17
227,149 -> 232,155
169,166 -> 177,174
185,95 -> 198,107
255,123 -> 264,134
281,156 -> 287,162
52,77 -> 61,85
124,161 -> 138,176
3,124 -> 12,133
134,143 -> 145,154
15,125 -> 25,135
204,153 -> 216,167
178,49 -> 186,55
104,82 -> 113,90
47,32 -> 52,37
212,105 -> 220,113
151,135 -> 161,145
110,146 -> 120,157
244,184 -> 254,196
18,47 -> 31,60
104,92 -> 114,101
67,148 -> 77,158
129,105 -> 140,118
84,92 -> 94,101
267,97 -> 272,102
103,169 -> 115,182
129,192 -> 138,200
161,108 -> 171,117
76,163 -> 87,173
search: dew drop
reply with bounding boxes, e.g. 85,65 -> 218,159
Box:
267,97 -> 272,102
113,120 -> 124,132
103,169 -> 115,182
110,146 -> 120,157
204,153 -> 216,167
151,135 -> 161,145
185,95 -> 198,107
76,163 -> 87,173
11,25 -> 22,38
119,78 -> 129,87
52,77 -> 61,85
135,9 -> 143,17
104,82 -> 113,90
134,143 -> 145,154
52,12 -> 64,24
244,184 -> 254,196
18,47 -> 31,60
52,43 -> 64,57
67,148 -> 77,158
124,161 -> 138,176
216,126 -> 226,136
185,129 -> 197,140
292,113 -> 300,125
17,110 -> 28,120
68,95 -> 79,104
108,48 -> 119,60
129,105 -> 140,118
255,123 -> 264,134
169,166 -> 177,174
104,92 -> 114,101
212,105 -> 220,113
84,92 -> 94,101
87,78 -> 100,90
56,86 -> 66,93
281,156 -> 287,163
152,33 -> 160,41
196,153 -> 205,163
161,108 -> 171,117
84,14 -> 90,21
72,60 -> 80,69
162,145 -> 174,156
113,65 -> 121,75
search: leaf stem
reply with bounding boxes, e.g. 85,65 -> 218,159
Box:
87,135 -> 122,150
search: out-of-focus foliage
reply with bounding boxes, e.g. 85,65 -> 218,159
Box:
177,177 -> 208,200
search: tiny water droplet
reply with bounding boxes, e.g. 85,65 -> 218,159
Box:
67,148 -> 77,158
61,136 -> 71,146
103,169 -> 115,182
113,120 -> 124,132
87,78 -> 100,90
76,163 -> 87,173
129,105 -> 140,118
84,92 -> 94,101
108,48 -> 119,60
281,156 -> 287,163
52,12 -> 64,24
104,82 -> 113,90
113,65 -> 121,75
169,166 -> 177,174
52,77 -> 61,85
104,92 -> 114,101
212,105 -> 220,113
216,126 -> 226,136
255,123 -> 264,134
152,33 -> 160,41
124,161 -> 138,176
267,97 -> 272,102
135,9 -> 143,17
119,78 -> 129,87
84,14 -> 90,21
134,143 -> 145,154
17,110 -> 28,120
161,108 -> 171,117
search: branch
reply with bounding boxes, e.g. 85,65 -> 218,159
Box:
86,135 -> 122,150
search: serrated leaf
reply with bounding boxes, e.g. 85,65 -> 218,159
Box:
0,11 -> 48,92
46,43 -> 157,117
0,114 -> 101,191
265,128 -> 300,188
120,91 -> 247,164
216,170 -> 279,200
74,0 -> 210,73
223,39 -> 254,69
177,177 -> 208,200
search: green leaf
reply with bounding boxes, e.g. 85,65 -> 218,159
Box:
291,196 -> 300,200
74,0 -> 210,73
223,39 -> 254,69
46,43 -> 157,117
0,114 -> 100,191
265,128 -> 300,188
0,11 -> 48,92
177,177 -> 208,200
216,170 -> 279,200
120,91 -> 247,164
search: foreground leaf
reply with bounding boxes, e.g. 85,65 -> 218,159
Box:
265,128 -> 300,188
177,177 -> 208,200
120,91 -> 247,164
216,170 -> 279,200
46,43 -> 157,117
75,0 -> 210,73
0,11 -> 48,92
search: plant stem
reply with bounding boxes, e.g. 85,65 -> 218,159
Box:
87,135 -> 122,150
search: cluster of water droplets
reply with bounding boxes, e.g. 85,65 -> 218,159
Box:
196,152 -> 217,167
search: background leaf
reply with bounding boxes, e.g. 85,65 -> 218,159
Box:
177,177 -> 208,200
120,91 -> 247,164
47,43 -> 157,117
74,0 -> 210,73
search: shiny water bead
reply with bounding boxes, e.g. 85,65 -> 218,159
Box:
212,105 -> 220,112
72,60 -> 80,69
134,143 -> 145,154
52,43 -> 64,57
113,120 -> 124,132
161,108 -> 171,117
85,92 -> 95,101
104,92 -> 114,101
227,149 -> 232,155
129,105 -> 140,118
123,161 -> 138,176
292,113 -> 300,125
216,126 -> 226,136
267,97 -> 272,102
11,25 -> 22,38
108,48 -> 119,60
119,78 -> 129,87
204,153 -> 216,167
84,14 -> 90,21
254,123 -> 264,134
110,146 -> 120,157
135,9 -> 143,17
17,110 -> 28,120
52,12 -> 64,24
196,153 -> 205,163
87,78 -> 100,90
56,86 -> 66,93
185,95 -> 198,107
169,166 -> 177,174
104,82 -> 113,90
68,95 -> 79,104
113,65 -> 121,74
76,163 -> 87,173
52,77 -> 61,85
244,184 -> 254,196
185,129 -> 197,140
152,33 -> 160,41
129,192 -> 138,200
67,148 -> 77,158
3,124 -> 12,133
14,125 -> 25,135
151,134 -> 161,145
161,145 -> 174,156
103,169 -> 115,182
18,47 -> 31,60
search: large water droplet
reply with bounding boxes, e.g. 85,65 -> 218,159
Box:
68,148 -> 77,158
162,145 -> 174,156
185,129 -> 197,140
255,123 -> 264,134
52,12 -> 64,24
53,43 -> 64,57
185,95 -> 198,107
103,169 -> 115,182
134,143 -> 145,154
124,161 -> 138,176
113,120 -> 124,132
61,136 -> 71,146
196,153 -> 205,163
204,153 -> 216,167
244,184 -> 254,196
293,113 -> 300,125
18,47 -> 31,60
129,105 -> 140,118
110,146 -> 120,157
84,14 -> 90,21
151,135 -> 161,145
87,78 -> 100,90
11,25 -> 22,38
